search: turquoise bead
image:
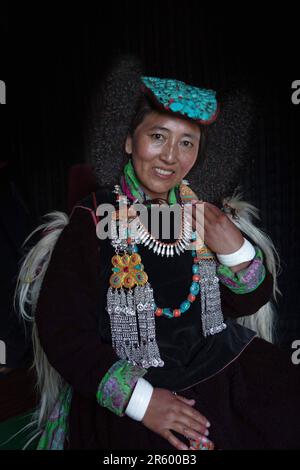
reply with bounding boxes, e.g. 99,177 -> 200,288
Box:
190,282 -> 200,295
191,232 -> 197,241
135,264 -> 142,270
133,245 -> 139,252
163,308 -> 173,318
179,300 -> 191,313
191,250 -> 197,257
112,267 -> 120,272
192,264 -> 200,274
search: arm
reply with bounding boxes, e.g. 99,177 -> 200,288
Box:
218,241 -> 274,318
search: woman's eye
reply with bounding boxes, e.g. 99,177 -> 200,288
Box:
182,140 -> 193,148
151,133 -> 164,141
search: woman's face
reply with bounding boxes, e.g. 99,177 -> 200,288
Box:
125,111 -> 201,200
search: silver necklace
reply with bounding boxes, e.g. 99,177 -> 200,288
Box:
113,184 -> 193,256
133,214 -> 193,257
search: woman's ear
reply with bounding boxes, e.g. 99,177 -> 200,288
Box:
125,135 -> 133,155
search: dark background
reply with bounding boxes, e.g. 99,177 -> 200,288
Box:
1,3 -> 299,349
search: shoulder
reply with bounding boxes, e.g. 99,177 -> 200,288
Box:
73,187 -> 115,211
70,187 -> 115,226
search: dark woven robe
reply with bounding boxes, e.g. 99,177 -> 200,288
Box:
35,189 -> 300,449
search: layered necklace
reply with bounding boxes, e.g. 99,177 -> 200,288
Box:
106,161 -> 227,369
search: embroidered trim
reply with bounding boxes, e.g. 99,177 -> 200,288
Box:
216,246 -> 266,294
37,385 -> 72,450
96,360 -> 147,417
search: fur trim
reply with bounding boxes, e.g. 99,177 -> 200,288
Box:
14,211 -> 70,441
222,189 -> 282,342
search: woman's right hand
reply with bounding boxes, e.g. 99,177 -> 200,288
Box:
141,387 -> 213,451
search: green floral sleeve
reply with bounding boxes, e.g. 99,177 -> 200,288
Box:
216,246 -> 266,294
96,359 -> 147,417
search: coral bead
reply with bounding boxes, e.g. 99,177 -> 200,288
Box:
173,309 -> 181,317
192,274 -> 200,282
188,294 -> 196,302
155,308 -> 163,316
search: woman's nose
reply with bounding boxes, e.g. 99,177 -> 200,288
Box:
160,142 -> 178,164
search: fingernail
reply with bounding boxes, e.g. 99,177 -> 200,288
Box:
205,429 -> 210,436
206,421 -> 211,427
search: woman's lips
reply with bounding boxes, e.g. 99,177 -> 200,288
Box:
152,167 -> 175,180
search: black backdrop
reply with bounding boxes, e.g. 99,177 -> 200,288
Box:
1,3 -> 300,350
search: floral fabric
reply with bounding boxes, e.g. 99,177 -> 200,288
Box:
216,246 -> 266,294
37,385 -> 72,450
96,359 -> 147,417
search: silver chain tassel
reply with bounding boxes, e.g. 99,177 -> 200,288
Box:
198,259 -> 227,337
107,283 -> 164,368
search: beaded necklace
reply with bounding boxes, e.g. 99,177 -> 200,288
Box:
106,165 -> 226,368
110,178 -> 205,320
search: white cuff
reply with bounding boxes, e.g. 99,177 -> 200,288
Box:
216,238 -> 256,267
125,378 -> 153,421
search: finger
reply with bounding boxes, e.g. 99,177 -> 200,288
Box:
176,414 -> 210,437
193,203 -> 218,226
180,405 -> 211,428
175,395 -> 195,406
201,203 -> 226,223
173,420 -> 210,442
164,430 -> 189,451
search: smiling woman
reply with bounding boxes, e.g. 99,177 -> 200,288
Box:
13,56 -> 300,451
126,94 -> 207,201
125,109 -> 201,201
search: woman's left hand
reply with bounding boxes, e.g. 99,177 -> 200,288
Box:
190,201 -> 244,255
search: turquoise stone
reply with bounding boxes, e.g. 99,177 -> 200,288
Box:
163,308 -> 173,318
190,282 -> 200,295
191,250 -> 197,257
135,264 -> 142,270
133,245 -> 139,252
170,102 -> 184,112
192,264 -> 200,274
112,267 -> 120,272
179,300 -> 191,313
141,76 -> 218,123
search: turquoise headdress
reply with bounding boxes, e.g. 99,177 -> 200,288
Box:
141,76 -> 219,124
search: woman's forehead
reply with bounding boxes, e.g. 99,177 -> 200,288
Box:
138,111 -> 201,137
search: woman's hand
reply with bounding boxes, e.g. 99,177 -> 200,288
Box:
190,201 -> 244,255
141,388 -> 212,451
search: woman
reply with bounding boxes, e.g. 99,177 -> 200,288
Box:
16,59 -> 300,450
